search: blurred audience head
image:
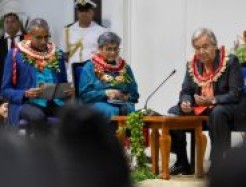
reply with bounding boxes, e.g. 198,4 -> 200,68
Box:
0,96 -> 8,120
0,104 -> 131,187
209,143 -> 246,187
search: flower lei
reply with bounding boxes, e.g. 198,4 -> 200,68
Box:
92,54 -> 132,85
17,40 -> 62,72
188,46 -> 228,86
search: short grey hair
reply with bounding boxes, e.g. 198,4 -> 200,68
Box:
27,18 -> 50,34
191,28 -> 218,46
98,32 -> 121,48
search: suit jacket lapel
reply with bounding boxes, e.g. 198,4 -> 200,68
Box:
2,37 -> 8,56
212,50 -> 220,93
20,34 -> 25,41
196,62 -> 203,94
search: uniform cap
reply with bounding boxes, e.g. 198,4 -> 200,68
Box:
75,0 -> 97,9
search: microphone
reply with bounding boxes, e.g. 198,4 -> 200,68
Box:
140,69 -> 177,116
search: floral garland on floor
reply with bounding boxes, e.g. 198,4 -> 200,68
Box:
188,45 -> 228,86
126,111 -> 157,182
92,54 -> 132,86
17,40 -> 62,72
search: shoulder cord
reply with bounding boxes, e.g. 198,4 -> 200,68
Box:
65,27 -> 83,62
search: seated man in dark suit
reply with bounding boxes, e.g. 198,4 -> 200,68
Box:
169,28 -> 244,175
0,12 -> 25,88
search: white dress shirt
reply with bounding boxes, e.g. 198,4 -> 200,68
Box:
4,30 -> 23,51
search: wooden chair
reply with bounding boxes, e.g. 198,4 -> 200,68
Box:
72,62 -> 88,98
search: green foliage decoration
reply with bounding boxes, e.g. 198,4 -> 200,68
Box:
235,44 -> 246,64
126,111 -> 157,182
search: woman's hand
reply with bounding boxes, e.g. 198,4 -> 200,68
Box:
106,89 -> 122,100
64,86 -> 75,98
117,92 -> 129,101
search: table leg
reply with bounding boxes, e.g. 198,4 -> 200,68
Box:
196,127 -> 207,177
150,128 -> 159,174
190,130 -> 195,174
159,127 -> 171,180
116,121 -> 126,145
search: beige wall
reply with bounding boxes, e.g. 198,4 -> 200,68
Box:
119,0 -> 246,114
1,0 -> 74,44
2,0 -> 245,160
3,0 -> 246,113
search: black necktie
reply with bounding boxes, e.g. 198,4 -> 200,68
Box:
10,37 -> 15,48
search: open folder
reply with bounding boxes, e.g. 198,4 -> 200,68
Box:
38,83 -> 72,100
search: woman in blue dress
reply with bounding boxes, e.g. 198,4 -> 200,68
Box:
79,32 -> 139,118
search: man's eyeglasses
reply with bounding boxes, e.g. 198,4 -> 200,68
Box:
32,35 -> 50,41
193,43 -> 215,52
104,47 -> 120,53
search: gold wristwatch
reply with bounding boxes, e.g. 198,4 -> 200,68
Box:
212,97 -> 217,105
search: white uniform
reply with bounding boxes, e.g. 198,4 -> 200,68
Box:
60,21 -> 107,82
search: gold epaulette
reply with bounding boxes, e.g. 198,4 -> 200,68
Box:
65,22 -> 75,28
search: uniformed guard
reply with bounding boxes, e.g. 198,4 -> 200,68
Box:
60,0 -> 107,82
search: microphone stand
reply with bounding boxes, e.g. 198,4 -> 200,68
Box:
141,69 -> 177,116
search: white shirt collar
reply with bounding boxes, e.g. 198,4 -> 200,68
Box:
75,21 -> 96,29
4,30 -> 22,39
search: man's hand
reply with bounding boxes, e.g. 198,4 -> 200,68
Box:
64,86 -> 75,98
194,94 -> 214,106
180,101 -> 193,113
25,88 -> 42,98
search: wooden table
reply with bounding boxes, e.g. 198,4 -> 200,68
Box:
112,115 -> 207,180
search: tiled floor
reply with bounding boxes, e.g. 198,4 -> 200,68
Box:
135,155 -> 209,187
137,177 -> 207,187
136,132 -> 244,187
134,149 -> 209,187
